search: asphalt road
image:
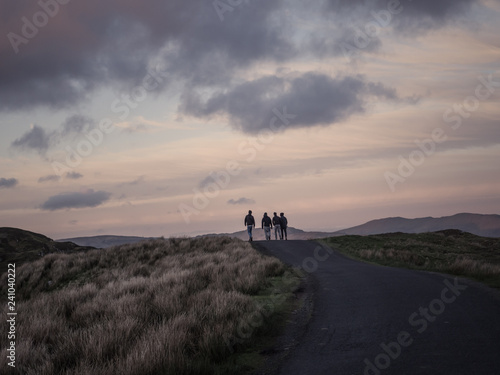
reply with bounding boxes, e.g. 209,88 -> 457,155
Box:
254,240 -> 500,375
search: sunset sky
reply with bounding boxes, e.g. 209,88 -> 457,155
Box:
1,0 -> 499,239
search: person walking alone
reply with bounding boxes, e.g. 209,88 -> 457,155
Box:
244,210 -> 255,241
262,212 -> 272,241
272,212 -> 282,240
280,212 -> 288,240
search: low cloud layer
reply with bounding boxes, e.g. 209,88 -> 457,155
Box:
0,178 -> 19,189
182,72 -> 415,133
40,189 -> 111,211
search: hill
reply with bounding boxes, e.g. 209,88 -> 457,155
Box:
0,227 -> 95,275
333,213 -> 500,237
0,236 -> 299,375
56,213 -> 500,249
57,235 -> 154,248
321,229 -> 500,289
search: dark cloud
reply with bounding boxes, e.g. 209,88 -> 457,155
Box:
228,197 -> 256,205
0,0 -> 290,112
11,125 -> 52,156
325,0 -> 478,32
38,172 -> 83,183
40,189 -> 111,211
38,175 -> 60,183
182,72 -> 413,133
66,172 -> 83,180
10,114 -> 97,156
0,178 -> 19,189
0,0 -> 476,118
60,115 -> 95,138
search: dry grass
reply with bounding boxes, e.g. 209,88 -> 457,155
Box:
0,237 -> 291,375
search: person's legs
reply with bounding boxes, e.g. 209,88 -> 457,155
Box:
274,224 -> 281,240
282,227 -> 287,240
247,225 -> 253,241
265,226 -> 271,240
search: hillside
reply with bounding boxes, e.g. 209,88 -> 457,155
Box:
57,235 -> 154,248
0,227 -> 95,275
322,229 -> 500,289
0,236 -> 299,375
333,213 -> 500,237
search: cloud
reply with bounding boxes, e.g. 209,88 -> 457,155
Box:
39,172 -> 82,182
118,176 -> 145,187
11,125 -> 52,156
325,0 -> 479,30
0,0 -> 477,120
40,189 -> 111,211
0,178 -> 18,189
182,72 -> 414,133
38,175 -> 61,183
60,115 -> 95,138
10,114 -> 97,157
227,197 -> 256,205
0,0 -> 291,112
66,172 -> 83,180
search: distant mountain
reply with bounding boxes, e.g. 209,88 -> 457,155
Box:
0,227 -> 95,275
197,213 -> 500,239
57,235 -> 154,248
333,213 -> 500,238
55,213 -> 500,250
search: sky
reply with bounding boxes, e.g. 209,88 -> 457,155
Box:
0,0 -> 499,239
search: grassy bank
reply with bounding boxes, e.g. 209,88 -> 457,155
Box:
0,237 -> 300,375
321,230 -> 500,289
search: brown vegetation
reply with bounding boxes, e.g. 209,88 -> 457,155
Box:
0,236 -> 295,375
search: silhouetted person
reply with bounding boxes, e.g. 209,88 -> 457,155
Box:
272,212 -> 282,240
244,210 -> 255,241
262,212 -> 272,240
280,212 -> 288,240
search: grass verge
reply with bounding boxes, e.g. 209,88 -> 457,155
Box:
0,236 -> 301,375
321,230 -> 500,289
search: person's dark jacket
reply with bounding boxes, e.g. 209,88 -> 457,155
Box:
280,215 -> 288,228
272,216 -> 282,226
262,215 -> 272,228
245,214 -> 255,226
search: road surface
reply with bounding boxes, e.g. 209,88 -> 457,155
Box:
253,240 -> 500,375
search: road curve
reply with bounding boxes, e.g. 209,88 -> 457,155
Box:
253,240 -> 500,375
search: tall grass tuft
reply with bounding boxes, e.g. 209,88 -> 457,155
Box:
0,237 -> 289,374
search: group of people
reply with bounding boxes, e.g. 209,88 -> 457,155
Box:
244,210 -> 288,241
